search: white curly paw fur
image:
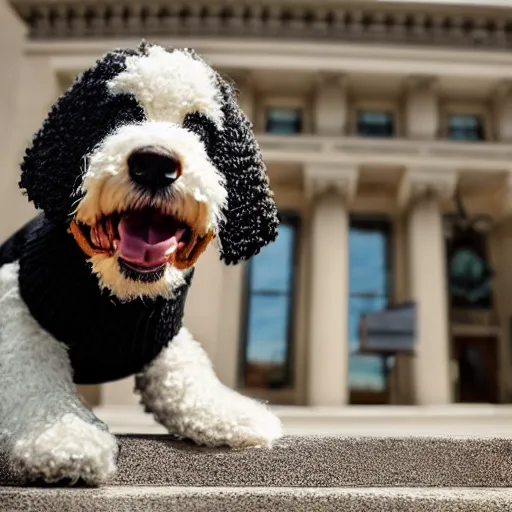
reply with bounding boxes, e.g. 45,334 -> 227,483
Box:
136,327 -> 284,449
168,384 -> 283,448
10,414 -> 118,485
144,382 -> 283,448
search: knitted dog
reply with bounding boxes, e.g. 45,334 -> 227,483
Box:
0,42 -> 282,485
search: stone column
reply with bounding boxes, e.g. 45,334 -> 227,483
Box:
404,76 -> 439,140
0,51 -> 61,243
184,244 -> 225,361
305,165 -> 358,406
215,262 -> 245,389
489,221 -> 509,403
236,72 -> 255,123
314,74 -> 348,135
101,378 -> 140,407
0,2 -> 29,243
493,81 -> 512,142
404,168 -> 456,405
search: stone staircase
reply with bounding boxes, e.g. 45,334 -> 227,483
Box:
2,434 -> 512,510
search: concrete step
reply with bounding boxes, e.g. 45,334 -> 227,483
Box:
2,435 -> 512,488
2,486 -> 512,511
93,404 -> 512,437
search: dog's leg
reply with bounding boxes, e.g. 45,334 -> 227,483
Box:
0,262 -> 117,485
135,327 -> 283,448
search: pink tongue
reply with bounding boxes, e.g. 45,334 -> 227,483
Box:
118,213 -> 185,268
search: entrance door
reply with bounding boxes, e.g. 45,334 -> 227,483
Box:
453,336 -> 498,403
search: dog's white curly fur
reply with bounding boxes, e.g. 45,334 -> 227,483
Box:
10,414 -> 118,486
87,253 -> 187,302
77,122 -> 227,228
0,262 -> 118,485
108,46 -> 224,129
135,327 -> 283,448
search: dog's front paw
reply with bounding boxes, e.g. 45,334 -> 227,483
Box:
213,395 -> 283,449
137,329 -> 283,449
9,414 -> 118,486
148,384 -> 283,449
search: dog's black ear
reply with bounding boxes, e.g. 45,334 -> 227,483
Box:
184,79 -> 279,265
19,48 -> 144,224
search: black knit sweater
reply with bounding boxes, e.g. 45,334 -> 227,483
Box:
1,215 -> 193,385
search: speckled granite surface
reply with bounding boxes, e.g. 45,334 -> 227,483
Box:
2,487 -> 512,512
3,434 -> 512,488
2,435 -> 512,511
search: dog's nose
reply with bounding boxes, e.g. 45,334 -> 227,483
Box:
128,146 -> 181,189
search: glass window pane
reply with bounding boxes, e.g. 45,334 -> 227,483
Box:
357,110 -> 395,137
250,223 -> 295,293
349,226 -> 388,296
349,354 -> 387,392
245,294 -> 291,389
348,218 -> 391,397
266,107 -> 302,134
448,115 -> 484,141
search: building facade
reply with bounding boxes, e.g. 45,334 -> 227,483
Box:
3,0 -> 512,410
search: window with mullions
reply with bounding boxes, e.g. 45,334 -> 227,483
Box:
357,110 -> 395,138
348,218 -> 392,397
266,107 -> 303,135
447,114 -> 485,142
241,214 -> 299,390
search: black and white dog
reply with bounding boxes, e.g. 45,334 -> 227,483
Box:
0,42 -> 282,485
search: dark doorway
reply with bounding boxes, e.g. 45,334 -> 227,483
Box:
453,336 -> 498,403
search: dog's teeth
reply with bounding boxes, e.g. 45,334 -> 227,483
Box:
113,240 -> 119,251
90,226 -> 101,248
179,233 -> 197,261
165,244 -> 178,256
97,221 -> 111,250
105,217 -> 116,242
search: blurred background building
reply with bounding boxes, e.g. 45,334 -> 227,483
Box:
3,0 -> 512,432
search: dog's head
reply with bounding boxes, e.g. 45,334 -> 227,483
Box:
19,42 -> 279,301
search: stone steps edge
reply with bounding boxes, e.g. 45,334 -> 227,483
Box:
2,486 -> 512,512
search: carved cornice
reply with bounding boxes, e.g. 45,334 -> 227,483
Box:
9,0 -> 512,49
305,164 -> 358,202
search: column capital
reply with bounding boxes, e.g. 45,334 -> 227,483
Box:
231,69 -> 255,89
304,164 -> 359,202
314,72 -> 348,89
234,71 -> 256,121
398,167 -> 458,209
498,170 -> 512,218
495,79 -> 512,99
403,74 -> 439,94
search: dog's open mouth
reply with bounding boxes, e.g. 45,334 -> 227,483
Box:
69,208 -> 214,272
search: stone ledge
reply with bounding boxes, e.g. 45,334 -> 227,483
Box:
2,486 -> 512,512
2,434 -> 512,488
93,404 -> 512,436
